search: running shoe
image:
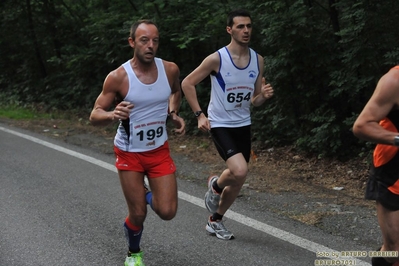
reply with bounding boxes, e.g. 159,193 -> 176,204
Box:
124,251 -> 145,266
204,175 -> 220,213
206,216 -> 234,240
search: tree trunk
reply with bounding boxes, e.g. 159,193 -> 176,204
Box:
26,0 -> 47,78
329,0 -> 341,42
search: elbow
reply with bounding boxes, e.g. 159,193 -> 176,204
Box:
181,79 -> 192,93
352,123 -> 363,139
89,113 -> 98,126
181,79 -> 188,92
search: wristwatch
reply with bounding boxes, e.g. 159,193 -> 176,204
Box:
394,135 -> 399,146
194,110 -> 203,117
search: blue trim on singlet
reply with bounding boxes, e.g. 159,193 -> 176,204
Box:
224,46 -> 251,70
214,47 -> 256,92
215,51 -> 226,92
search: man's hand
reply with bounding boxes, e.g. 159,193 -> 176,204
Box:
114,101 -> 134,120
197,114 -> 210,132
170,113 -> 186,135
261,77 -> 274,99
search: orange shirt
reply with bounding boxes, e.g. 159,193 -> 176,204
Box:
372,66 -> 399,194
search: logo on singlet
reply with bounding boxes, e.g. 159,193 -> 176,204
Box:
248,70 -> 257,79
146,140 -> 156,146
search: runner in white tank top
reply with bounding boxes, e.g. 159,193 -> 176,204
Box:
114,57 -> 170,152
89,20 -> 185,265
182,10 -> 274,241
208,47 -> 259,128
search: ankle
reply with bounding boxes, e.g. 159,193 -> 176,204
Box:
212,180 -> 223,194
211,213 -> 223,221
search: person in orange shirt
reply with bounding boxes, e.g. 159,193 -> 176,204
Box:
353,66 -> 399,266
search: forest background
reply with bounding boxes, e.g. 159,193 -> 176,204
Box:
1,0 -> 399,160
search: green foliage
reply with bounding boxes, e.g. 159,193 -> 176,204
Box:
0,93 -> 51,119
1,0 -> 399,159
250,0 -> 399,159
0,106 -> 44,120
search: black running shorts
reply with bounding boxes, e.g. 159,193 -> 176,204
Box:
365,168 -> 399,211
209,125 -> 251,162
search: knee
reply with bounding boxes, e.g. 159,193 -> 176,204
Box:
156,206 -> 177,221
153,200 -> 177,221
230,166 -> 248,183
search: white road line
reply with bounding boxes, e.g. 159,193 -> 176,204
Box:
0,126 -> 371,266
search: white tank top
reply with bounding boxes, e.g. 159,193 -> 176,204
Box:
114,58 -> 170,152
208,47 -> 259,128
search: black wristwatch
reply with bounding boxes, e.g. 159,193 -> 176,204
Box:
394,135 -> 399,146
194,110 -> 203,117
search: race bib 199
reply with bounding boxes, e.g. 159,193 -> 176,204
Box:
132,119 -> 167,150
223,84 -> 254,110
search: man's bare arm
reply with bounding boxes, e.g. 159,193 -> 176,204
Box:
353,68 -> 399,145
252,55 -> 273,106
165,61 -> 185,135
181,52 -> 219,114
89,68 -> 133,126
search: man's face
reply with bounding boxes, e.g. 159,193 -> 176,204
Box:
228,16 -> 252,45
129,23 -> 159,64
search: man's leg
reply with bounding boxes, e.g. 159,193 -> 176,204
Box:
147,173 -> 178,221
216,153 -> 248,215
118,170 -> 147,255
375,201 -> 399,264
205,153 -> 248,240
207,126 -> 250,215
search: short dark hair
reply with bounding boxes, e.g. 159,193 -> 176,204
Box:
227,9 -> 252,27
129,19 -> 158,40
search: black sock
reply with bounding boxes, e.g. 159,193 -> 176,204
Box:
128,249 -> 141,256
211,213 -> 223,221
371,247 -> 394,266
212,180 -> 223,194
371,257 -> 393,266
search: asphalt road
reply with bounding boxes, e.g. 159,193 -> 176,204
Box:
0,123 -> 375,266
